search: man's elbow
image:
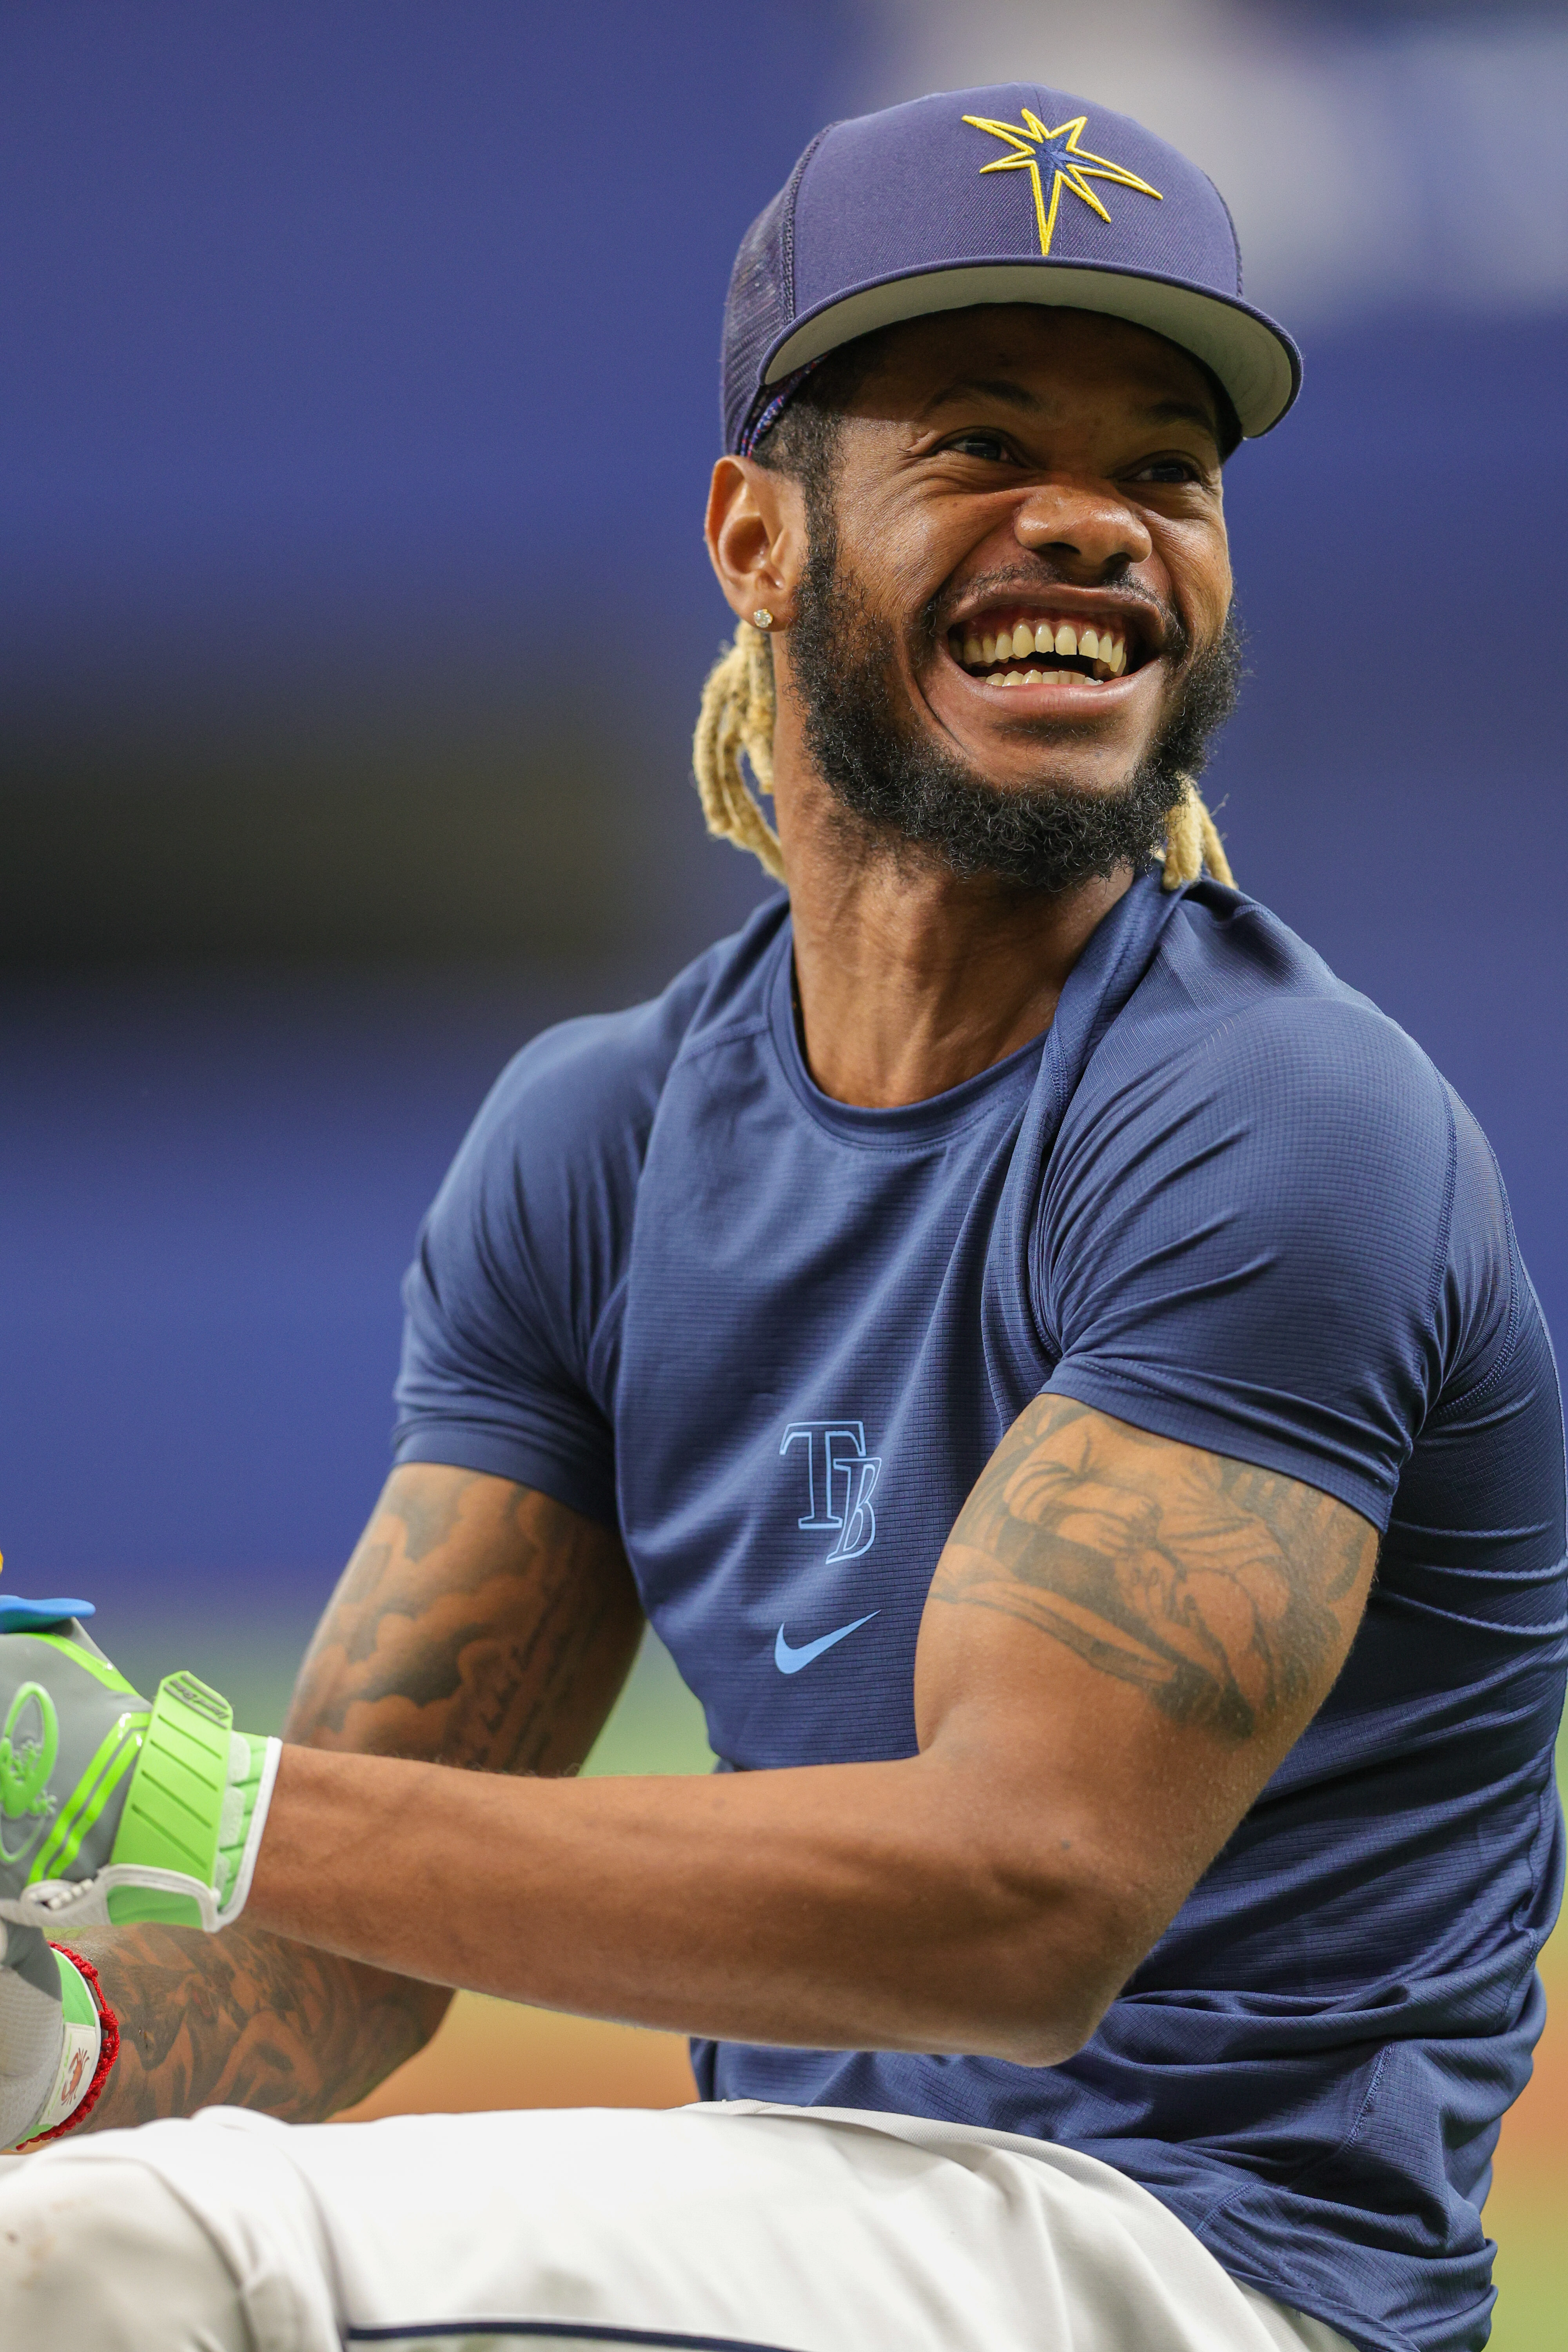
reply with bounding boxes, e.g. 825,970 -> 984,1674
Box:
947,1858 -> 1158,2069
970,1995 -> 1112,2071
962,1971 -> 1120,2070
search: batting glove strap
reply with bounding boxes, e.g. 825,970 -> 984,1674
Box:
0,1632 -> 281,1936
15,1714 -> 283,1937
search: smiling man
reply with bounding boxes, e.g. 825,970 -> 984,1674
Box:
0,85 -> 1563,2352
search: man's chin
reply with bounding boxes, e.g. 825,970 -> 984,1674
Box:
821,747 -> 1185,895
927,737 -> 1170,811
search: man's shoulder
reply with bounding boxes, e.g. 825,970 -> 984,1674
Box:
1041,879 -> 1468,1250
1102,880 -> 1451,1127
457,898 -> 789,1179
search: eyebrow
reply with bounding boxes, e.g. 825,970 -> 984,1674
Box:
920,376 -> 1042,416
920,379 -> 1220,443
1143,395 -> 1221,440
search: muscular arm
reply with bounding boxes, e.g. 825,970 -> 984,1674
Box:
67,1465 -> 642,2126
247,1398 -> 1379,2065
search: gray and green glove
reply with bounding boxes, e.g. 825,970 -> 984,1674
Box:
0,1593 -> 278,2148
0,1595 -> 279,1939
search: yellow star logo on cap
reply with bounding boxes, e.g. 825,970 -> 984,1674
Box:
963,110 -> 1162,257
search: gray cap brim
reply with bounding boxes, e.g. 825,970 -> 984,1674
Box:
764,258 -> 1300,440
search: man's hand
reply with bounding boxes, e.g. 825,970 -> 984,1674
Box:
61,1467 -> 644,2131
0,1604 -> 275,1940
0,1596 -> 278,2146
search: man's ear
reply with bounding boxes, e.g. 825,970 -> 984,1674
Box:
705,456 -> 807,629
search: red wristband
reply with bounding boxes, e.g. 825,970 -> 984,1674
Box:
20,1945 -> 120,2147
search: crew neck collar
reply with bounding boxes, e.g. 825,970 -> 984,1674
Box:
764,871 -> 1181,1149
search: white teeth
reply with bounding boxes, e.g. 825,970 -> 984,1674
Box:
970,621 -> 1127,679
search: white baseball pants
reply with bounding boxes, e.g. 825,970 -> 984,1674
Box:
0,2098 -> 1357,2352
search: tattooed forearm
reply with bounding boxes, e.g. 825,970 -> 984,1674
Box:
67,1923 -> 445,2128
932,1397 -> 1377,1740
64,1467 -> 644,2128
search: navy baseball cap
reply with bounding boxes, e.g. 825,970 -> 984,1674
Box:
723,84 -> 1300,454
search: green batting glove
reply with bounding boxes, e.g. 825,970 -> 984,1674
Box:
0,1595 -> 279,1938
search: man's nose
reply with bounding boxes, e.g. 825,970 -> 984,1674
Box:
1013,483 -> 1152,576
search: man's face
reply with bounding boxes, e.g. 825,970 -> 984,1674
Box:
794,305 -> 1234,808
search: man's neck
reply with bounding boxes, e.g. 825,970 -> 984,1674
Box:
777,772 -> 1132,1110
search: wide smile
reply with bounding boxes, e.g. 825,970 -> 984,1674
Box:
941,604 -> 1154,696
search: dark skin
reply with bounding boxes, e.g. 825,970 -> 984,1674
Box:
68,1470 -> 642,2124
58,306 -> 1374,2123
706,305 -> 1234,1107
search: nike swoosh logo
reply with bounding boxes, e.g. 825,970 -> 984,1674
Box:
774,1612 -> 878,1674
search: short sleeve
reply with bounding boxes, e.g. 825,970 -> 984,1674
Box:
392,1012 -> 659,1528
1038,995 -> 1464,1528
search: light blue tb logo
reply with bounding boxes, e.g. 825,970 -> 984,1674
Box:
779,1420 -> 882,1564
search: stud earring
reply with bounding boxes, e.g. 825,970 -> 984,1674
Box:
752,608 -> 774,630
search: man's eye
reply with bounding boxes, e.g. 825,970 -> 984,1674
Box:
945,432 -> 1013,463
1133,458 -> 1202,485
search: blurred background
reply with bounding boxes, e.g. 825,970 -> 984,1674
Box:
3,1 -> 1563,2339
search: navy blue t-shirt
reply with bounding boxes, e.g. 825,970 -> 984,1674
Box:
394,874 -> 1566,2352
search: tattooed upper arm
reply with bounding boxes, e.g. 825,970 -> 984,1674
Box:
930,1396 -> 1374,1744
918,1397 -> 1378,2000
68,1468 -> 642,2128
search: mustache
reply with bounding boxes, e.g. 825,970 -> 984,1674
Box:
921,568 -> 1191,666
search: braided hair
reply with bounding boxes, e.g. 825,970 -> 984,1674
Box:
692,619 -> 785,884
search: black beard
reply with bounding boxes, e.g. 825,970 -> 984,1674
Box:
786,528 -> 1243,895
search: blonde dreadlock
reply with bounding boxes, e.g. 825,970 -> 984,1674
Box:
692,619 -> 1233,894
1159,775 -> 1235,891
692,620 -> 785,882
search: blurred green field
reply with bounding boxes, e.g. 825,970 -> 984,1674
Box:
110,1610 -> 1565,2346
1483,1737 -> 1567,2352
